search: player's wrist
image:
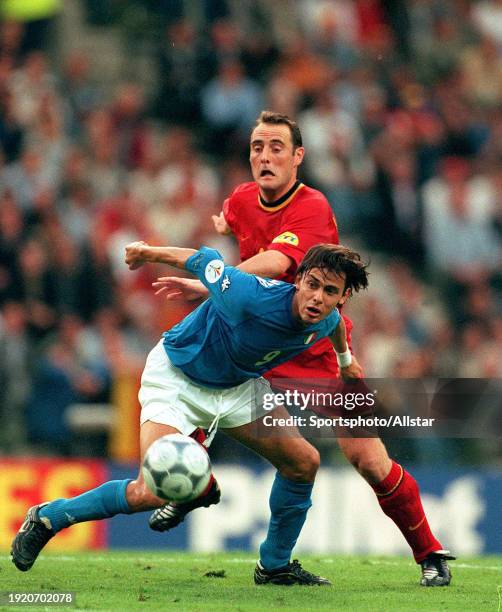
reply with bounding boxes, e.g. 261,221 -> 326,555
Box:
336,345 -> 352,368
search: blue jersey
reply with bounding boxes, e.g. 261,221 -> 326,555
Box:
163,247 -> 341,388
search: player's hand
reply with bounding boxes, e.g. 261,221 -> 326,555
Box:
152,277 -> 209,301
125,241 -> 149,270
340,355 -> 363,381
212,211 -> 231,235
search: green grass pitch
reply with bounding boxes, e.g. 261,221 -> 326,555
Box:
1,552 -> 500,611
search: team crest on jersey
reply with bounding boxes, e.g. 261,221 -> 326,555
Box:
205,259 -> 224,283
304,332 -> 318,344
272,231 -> 299,246
257,277 -> 281,288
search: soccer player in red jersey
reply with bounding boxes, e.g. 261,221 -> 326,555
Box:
150,111 -> 455,586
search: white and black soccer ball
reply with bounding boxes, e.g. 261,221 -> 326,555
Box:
142,434 -> 211,502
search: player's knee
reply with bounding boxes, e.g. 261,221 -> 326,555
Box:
281,445 -> 320,482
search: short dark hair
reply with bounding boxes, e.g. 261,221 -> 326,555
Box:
297,244 -> 369,294
255,110 -> 303,149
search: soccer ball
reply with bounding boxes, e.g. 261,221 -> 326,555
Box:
142,434 -> 211,502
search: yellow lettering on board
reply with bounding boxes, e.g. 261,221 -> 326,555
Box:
43,465 -> 98,551
0,466 -> 36,550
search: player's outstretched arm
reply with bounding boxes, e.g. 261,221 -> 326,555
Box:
125,241 -> 197,271
151,243 -> 293,303
151,249 -> 291,301
152,276 -> 209,301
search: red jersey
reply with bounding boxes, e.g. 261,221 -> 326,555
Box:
224,181 -> 352,386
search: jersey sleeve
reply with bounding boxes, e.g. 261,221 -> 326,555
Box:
185,246 -> 263,321
222,182 -> 257,237
267,197 -> 339,268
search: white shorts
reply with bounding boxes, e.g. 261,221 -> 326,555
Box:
139,339 -> 272,435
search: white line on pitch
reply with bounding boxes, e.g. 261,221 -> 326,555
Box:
2,555 -> 501,571
367,559 -> 502,571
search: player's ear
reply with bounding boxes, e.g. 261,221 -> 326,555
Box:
337,288 -> 351,306
294,146 -> 305,167
294,272 -> 302,290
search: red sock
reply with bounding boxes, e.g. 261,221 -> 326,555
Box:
198,473 -> 215,498
373,461 -> 442,563
189,429 -> 216,499
190,428 -> 208,448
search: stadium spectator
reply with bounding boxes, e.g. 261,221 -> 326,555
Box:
0,20 -> 25,65
308,3 -> 362,72
2,145 -> 53,211
274,34 -> 332,99
84,109 -> 124,201
422,157 -> 502,323
58,180 -> 95,247
0,192 -> 25,305
460,33 -> 502,109
110,82 -> 149,170
201,59 -> 264,156
298,90 -> 373,230
8,51 -> 57,128
15,237 -> 58,340
25,313 -> 111,455
0,301 -> 31,450
198,18 -> 243,82
154,19 -> 203,125
61,51 -> 102,139
0,84 -> 24,163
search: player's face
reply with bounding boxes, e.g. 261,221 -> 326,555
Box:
292,268 -> 348,325
249,123 -> 304,201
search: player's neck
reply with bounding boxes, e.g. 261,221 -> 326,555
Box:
290,293 -> 309,328
258,179 -> 301,208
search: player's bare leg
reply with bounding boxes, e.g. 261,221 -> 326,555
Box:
336,437 -> 391,485
337,436 -> 455,585
11,421 -> 177,571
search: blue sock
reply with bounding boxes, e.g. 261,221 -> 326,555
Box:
38,479 -> 133,533
259,472 -> 313,570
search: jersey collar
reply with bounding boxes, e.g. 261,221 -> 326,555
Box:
258,180 -> 304,212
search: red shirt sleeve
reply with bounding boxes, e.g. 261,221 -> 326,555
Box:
223,183 -> 252,236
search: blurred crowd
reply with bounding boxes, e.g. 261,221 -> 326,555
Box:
0,0 -> 501,462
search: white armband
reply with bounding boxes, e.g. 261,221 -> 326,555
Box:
336,346 -> 352,368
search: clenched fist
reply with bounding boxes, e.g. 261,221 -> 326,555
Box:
125,241 -> 149,270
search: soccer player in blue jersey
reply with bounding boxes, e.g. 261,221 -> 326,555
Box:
11,241 -> 367,585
